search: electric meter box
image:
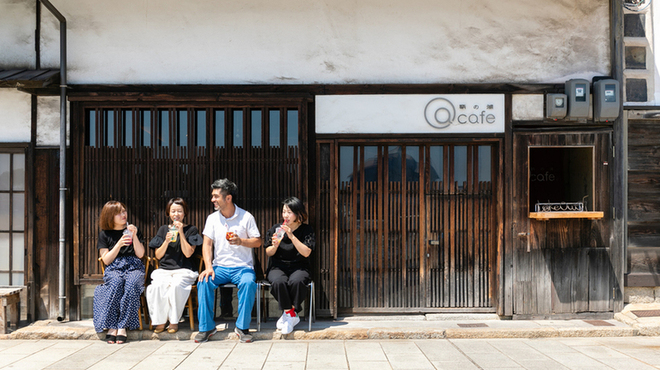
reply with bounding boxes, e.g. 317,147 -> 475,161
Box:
565,79 -> 590,119
546,93 -> 567,119
593,79 -> 620,122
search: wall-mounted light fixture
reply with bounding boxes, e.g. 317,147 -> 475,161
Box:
624,0 -> 652,11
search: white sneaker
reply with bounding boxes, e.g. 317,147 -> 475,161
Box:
281,312 -> 300,335
276,312 -> 287,330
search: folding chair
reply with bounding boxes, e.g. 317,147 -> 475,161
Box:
98,256 -> 151,330
256,280 -> 314,332
151,254 -> 203,330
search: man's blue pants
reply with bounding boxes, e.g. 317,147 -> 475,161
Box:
197,265 -> 256,332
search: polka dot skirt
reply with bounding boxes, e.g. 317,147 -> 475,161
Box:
93,255 -> 145,333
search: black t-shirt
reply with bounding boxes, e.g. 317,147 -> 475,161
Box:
149,224 -> 203,271
265,223 -> 315,271
97,228 -> 145,257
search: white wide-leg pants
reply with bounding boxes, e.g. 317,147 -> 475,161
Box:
146,268 -> 199,326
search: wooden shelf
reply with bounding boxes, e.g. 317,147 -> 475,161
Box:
529,211 -> 604,221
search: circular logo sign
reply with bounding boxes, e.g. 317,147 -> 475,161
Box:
424,98 -> 456,129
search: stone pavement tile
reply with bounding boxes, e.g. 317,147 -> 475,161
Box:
43,341 -> 123,370
515,359 -> 570,370
131,354 -> 188,370
262,362 -> 306,370
467,352 -> 523,368
450,338 -> 499,353
431,360 -> 480,370
218,341 -> 270,369
150,340 -> 199,356
265,342 -> 307,362
595,358 -> 658,370
571,344 -> 629,359
555,338 -> 603,346
543,352 -> 613,369
525,339 -> 578,353
488,339 -> 549,361
86,341 -> 166,370
348,361 -> 393,370
0,340 -> 29,350
380,342 -> 435,370
0,354 -> 28,368
48,340 -> 94,350
0,340 -> 55,355
2,345 -> 86,369
345,341 -> 387,362
306,341 -> 348,369
415,339 -> 466,360
174,343 -> 235,370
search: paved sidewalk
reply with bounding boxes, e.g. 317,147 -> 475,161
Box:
2,337 -> 660,369
1,303 -> 659,342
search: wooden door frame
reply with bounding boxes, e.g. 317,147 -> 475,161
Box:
320,136 -> 503,314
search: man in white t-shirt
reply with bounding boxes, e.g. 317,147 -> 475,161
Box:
195,179 -> 261,343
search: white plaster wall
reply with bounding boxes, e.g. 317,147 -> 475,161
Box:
36,97 -> 69,147
0,0 -> 35,68
0,90 -> 31,142
21,0 -> 610,85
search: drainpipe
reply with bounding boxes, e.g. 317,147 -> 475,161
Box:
39,0 -> 67,322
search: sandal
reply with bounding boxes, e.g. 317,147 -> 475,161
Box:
167,324 -> 178,334
154,325 -> 166,334
116,335 -> 127,344
106,335 -> 116,344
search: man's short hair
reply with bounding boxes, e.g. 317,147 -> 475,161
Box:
211,178 -> 238,200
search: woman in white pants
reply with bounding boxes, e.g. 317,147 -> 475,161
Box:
146,198 -> 202,334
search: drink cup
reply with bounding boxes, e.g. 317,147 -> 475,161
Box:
275,227 -> 285,242
169,225 -> 178,242
226,231 -> 236,240
123,228 -> 133,245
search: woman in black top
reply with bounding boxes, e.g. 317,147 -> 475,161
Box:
265,197 -> 315,335
93,200 -> 146,344
146,198 -> 202,334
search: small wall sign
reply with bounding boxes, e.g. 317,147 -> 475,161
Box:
316,94 -> 505,134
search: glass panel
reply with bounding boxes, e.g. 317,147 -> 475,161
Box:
215,110 -> 225,148
478,146 -> 492,182
269,110 -> 280,147
454,146 -> 468,190
178,110 -> 188,147
86,110 -> 96,147
0,194 -> 9,230
12,233 -> 23,271
287,110 -> 298,147
251,110 -> 262,147
233,110 -> 244,148
406,146 -> 420,182
429,146 -> 443,182
122,110 -> 133,147
12,154 -> 24,191
388,146 -> 402,182
0,154 -> 10,191
104,110 -> 114,147
339,146 -> 354,182
196,110 -> 207,147
364,146 -> 378,183
12,193 -> 23,231
12,273 -> 23,285
141,110 -> 152,147
0,233 -> 9,270
159,110 -> 169,147
0,273 -> 8,286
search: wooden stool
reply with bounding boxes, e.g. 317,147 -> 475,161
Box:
0,287 -> 21,334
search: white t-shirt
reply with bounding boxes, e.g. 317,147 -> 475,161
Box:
202,205 -> 261,269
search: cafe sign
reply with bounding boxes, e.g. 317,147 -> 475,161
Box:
316,94 -> 505,134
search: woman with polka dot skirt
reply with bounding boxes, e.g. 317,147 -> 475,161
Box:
93,200 -> 146,344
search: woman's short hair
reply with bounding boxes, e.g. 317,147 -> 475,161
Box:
99,200 -> 126,230
282,196 -> 307,223
166,197 -> 189,218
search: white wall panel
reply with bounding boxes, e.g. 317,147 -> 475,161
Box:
24,0 -> 610,85
36,97 -> 69,147
0,91 -> 31,143
0,1 -> 35,68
